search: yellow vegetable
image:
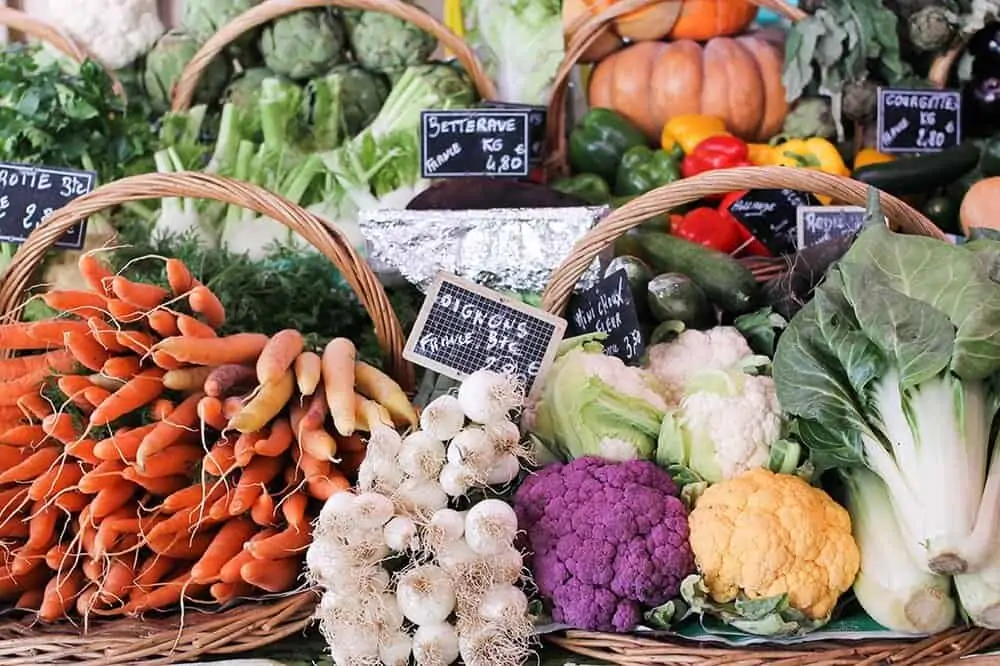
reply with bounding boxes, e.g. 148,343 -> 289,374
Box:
661,115 -> 729,155
746,143 -> 776,166
772,138 -> 850,177
688,468 -> 860,621
854,148 -> 895,170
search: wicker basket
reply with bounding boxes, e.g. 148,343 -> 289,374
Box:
538,166 -> 1000,665
0,5 -> 124,97
171,0 -> 498,112
0,171 -> 414,665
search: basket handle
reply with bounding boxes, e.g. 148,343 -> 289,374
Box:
172,0 -> 497,111
0,6 -> 125,98
0,172 -> 415,390
541,166 -> 942,315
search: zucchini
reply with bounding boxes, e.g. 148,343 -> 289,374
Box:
851,143 -> 980,195
647,273 -> 714,328
637,232 -> 759,315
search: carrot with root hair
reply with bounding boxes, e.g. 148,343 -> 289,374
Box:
250,491 -> 277,527
121,469 -> 188,496
256,329 -> 303,385
78,253 -> 114,296
165,258 -> 195,296
0,349 -> 75,382
132,555 -> 178,594
42,290 -> 109,319
176,314 -> 216,339
151,350 -> 183,370
111,276 -> 168,311
87,318 -> 126,352
300,391 -> 328,431
115,330 -> 156,356
89,368 -> 165,427
0,321 -> 82,350
228,370 -> 293,434
93,423 -> 156,462
136,444 -> 202,478
146,310 -> 179,338
197,396 -> 227,431
228,455 -> 283,515
18,392 -> 54,421
124,572 -> 206,614
148,530 -> 214,560
100,356 -> 141,381
293,351 -> 322,396
219,529 -> 276,584
157,334 -> 268,366
41,412 -> 79,444
240,557 -> 301,593
188,285 -> 225,329
53,490 -> 89,513
190,518 -> 256,584
204,364 -> 257,398
28,462 -> 84,502
0,444 -> 29,469
135,392 -> 203,469
248,524 -> 313,560
162,483 -> 224,513
163,366 -> 214,392
355,394 -> 392,432
39,569 -> 85,622
0,424 -> 47,447
78,460 -> 126,494
150,398 -> 174,421
233,432 -> 262,467
210,580 -> 253,604
0,447 -> 61,484
203,439 -> 236,477
83,386 -> 112,409
254,417 -> 292,457
56,375 -> 95,411
97,558 -> 134,605
355,360 -> 417,427
322,338 -> 356,435
281,492 -> 308,530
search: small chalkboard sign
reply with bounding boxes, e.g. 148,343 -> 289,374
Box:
877,88 -> 961,154
404,272 -> 567,392
0,163 -> 94,250
797,205 -> 866,249
481,101 -> 546,164
728,189 -> 819,256
566,269 -> 643,363
420,109 -> 530,178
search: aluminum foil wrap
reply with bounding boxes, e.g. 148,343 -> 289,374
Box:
359,206 -> 611,293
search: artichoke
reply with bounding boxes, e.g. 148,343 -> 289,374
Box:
181,0 -> 262,45
782,97 -> 836,139
909,6 -> 958,52
342,4 -> 436,75
260,9 -> 347,81
843,79 -> 879,123
305,64 -> 390,150
143,29 -> 229,114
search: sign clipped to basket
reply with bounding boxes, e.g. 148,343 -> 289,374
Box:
797,205 -> 866,249
566,269 -> 644,364
728,189 -> 819,256
0,162 -> 94,250
404,272 -> 566,392
480,101 -> 546,164
420,109 -> 531,178
876,87 -> 961,154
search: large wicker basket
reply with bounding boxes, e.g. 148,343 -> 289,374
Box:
539,165 -> 1000,665
171,0 -> 498,111
0,172 -> 414,665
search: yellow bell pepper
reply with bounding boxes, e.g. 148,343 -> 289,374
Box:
854,148 -> 895,170
747,143 -> 777,166
661,115 -> 729,155
772,138 -> 851,177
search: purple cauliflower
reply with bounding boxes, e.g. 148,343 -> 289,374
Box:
514,457 -> 695,633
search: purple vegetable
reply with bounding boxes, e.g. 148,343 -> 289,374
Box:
514,457 -> 695,633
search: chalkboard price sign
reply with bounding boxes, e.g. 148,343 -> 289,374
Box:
404,273 -> 567,392
728,189 -> 819,256
0,163 -> 94,250
481,101 -> 546,164
420,109 -> 531,178
796,205 -> 866,249
876,88 -> 961,154
566,269 -> 644,363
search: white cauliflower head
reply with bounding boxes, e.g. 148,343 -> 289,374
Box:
645,327 -> 756,405
43,0 -> 165,70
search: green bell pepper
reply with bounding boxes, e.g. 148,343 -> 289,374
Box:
614,145 -> 681,197
551,173 -> 612,205
568,108 -> 647,185
980,135 -> 1000,177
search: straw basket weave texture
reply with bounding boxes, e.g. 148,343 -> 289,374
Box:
0,172 -> 414,665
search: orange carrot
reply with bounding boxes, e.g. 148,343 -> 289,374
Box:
25,504 -> 59,554
137,443 -> 202,478
151,350 -> 183,370
209,492 -> 235,521
293,351 -> 322,396
176,314 -> 216,339
150,398 -> 174,421
250,491 -> 277,527
100,355 -> 141,381
309,471 -> 351,501
28,461 -> 84,502
78,460 -> 126,494
162,484 -> 223,513
0,447 -> 61,484
83,386 -> 112,409
166,259 -> 195,296
17,392 -> 54,421
111,276 -> 168,311
240,556 -> 301,593
188,285 -> 225,329
218,529 -> 276,584
124,572 -> 204,614
190,518 -> 257,584
256,329 -> 303,385
53,489 -> 89,513
229,370 -> 293,434
163,366 -> 214,392
41,412 -> 79,444
197,396 -> 227,431
148,530 -> 214,560
115,329 -> 156,356
281,492 -> 308,529
64,437 -> 99,465
0,349 -> 75,382
93,423 -> 156,462
146,309 -> 179,338
89,368 -> 165,427
106,298 -> 144,322
39,569 -> 85,621
228,456 -> 283,515
204,364 -> 257,398
0,424 -> 47,447
42,290 -> 109,319
87,318 -> 126,352
300,390 -> 328,432
322,338 -> 357,435
121,469 -> 188,496
203,439 -> 236,477
355,360 -> 417,427
254,417 -> 292,457
132,555 -> 178,595
0,322 -> 74,351
233,432 -> 262,467
97,557 -> 134,604
135,392 -> 203,468
16,587 -> 45,611
210,580 -> 253,605
299,428 -> 337,462
157,334 -> 269,367
0,444 -> 29,469
0,369 -> 56,407
78,253 -> 114,296
44,543 -> 73,571
56,375 -> 95,410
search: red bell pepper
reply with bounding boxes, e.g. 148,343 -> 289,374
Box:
718,190 -> 773,257
681,135 -> 752,179
671,207 -> 744,254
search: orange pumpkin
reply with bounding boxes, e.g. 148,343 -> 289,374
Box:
667,0 -> 759,41
588,36 -> 788,142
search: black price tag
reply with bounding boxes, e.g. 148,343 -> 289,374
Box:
420,109 -> 530,178
877,88 -> 961,154
728,189 -> 819,256
0,163 -> 94,250
404,272 -> 567,392
566,269 -> 644,364
796,205 -> 866,249
480,101 -> 546,165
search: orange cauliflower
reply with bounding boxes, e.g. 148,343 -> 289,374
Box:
685,468 -> 859,632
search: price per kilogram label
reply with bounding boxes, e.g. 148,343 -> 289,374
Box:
728,189 -> 819,256
420,109 -> 531,178
404,272 -> 567,392
877,88 -> 961,154
481,101 -> 546,164
0,163 -> 95,250
796,205 -> 866,249
566,269 -> 644,364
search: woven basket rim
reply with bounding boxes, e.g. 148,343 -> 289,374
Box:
171,0 -> 498,112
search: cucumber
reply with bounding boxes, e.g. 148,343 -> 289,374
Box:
637,232 -> 760,315
605,255 -> 653,298
647,273 -> 714,328
851,143 -> 981,196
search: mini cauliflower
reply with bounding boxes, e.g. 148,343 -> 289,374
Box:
645,327 -> 758,405
43,0 -> 165,70
514,457 -> 695,633
684,468 -> 860,635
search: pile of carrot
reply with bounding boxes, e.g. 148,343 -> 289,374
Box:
0,250 -> 417,622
